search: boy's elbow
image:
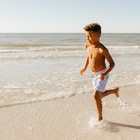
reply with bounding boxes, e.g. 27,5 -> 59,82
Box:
110,62 -> 115,68
112,62 -> 115,68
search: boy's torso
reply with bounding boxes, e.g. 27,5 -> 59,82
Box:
87,43 -> 106,72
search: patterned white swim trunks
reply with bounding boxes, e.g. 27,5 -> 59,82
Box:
91,68 -> 109,92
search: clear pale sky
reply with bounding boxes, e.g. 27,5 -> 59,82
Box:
0,0 -> 140,33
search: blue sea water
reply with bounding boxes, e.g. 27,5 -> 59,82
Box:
0,33 -> 140,107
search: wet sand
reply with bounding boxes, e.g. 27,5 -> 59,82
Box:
0,85 -> 140,140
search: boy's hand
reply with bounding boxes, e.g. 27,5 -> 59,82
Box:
80,68 -> 86,75
100,73 -> 105,80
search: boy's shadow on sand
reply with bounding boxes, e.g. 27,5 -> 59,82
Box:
105,122 -> 140,133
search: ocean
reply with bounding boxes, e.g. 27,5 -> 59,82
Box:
0,33 -> 140,107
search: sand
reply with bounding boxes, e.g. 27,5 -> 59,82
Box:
0,85 -> 140,140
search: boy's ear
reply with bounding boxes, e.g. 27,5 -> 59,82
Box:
97,33 -> 101,38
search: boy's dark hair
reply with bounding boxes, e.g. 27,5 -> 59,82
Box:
84,23 -> 101,34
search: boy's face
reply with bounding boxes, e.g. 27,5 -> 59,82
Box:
86,31 -> 100,44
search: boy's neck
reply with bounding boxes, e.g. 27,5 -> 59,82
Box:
91,41 -> 100,48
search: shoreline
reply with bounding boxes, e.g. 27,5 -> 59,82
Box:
0,85 -> 140,140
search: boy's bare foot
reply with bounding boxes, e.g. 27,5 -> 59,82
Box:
114,87 -> 119,98
98,116 -> 103,122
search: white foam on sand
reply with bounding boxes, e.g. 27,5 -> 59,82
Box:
89,117 -> 108,129
117,97 -> 126,107
77,111 -> 108,132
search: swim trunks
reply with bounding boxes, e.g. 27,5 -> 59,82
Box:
91,69 -> 109,92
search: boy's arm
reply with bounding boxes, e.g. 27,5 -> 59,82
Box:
80,56 -> 89,75
101,48 -> 115,78
80,43 -> 89,75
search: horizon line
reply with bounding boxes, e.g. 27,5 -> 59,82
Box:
0,32 -> 139,34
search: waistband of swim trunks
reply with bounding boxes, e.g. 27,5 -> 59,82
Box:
92,68 -> 107,76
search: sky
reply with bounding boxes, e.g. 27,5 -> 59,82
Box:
0,0 -> 140,33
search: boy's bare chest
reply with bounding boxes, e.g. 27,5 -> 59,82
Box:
88,48 -> 102,59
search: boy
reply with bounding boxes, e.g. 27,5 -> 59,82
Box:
80,23 -> 119,121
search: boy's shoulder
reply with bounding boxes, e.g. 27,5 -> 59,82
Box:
98,43 -> 109,54
99,43 -> 108,51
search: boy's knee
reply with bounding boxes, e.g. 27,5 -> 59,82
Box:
93,90 -> 100,100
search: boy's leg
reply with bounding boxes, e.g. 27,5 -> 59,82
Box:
101,87 -> 119,98
93,90 -> 103,121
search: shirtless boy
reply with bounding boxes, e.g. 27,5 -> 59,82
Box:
80,23 -> 119,121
